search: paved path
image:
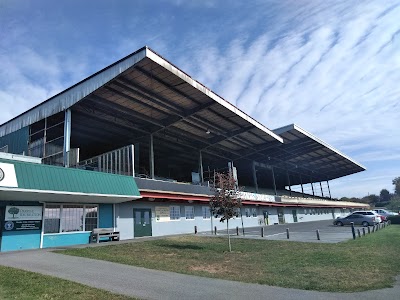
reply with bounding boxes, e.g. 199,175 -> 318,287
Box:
200,220 -> 375,243
1,249 -> 399,300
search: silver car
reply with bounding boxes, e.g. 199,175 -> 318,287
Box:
333,213 -> 379,227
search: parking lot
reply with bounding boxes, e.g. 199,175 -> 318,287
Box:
199,219 -> 374,243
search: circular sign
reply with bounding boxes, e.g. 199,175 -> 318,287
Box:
4,221 -> 14,231
0,168 -> 4,182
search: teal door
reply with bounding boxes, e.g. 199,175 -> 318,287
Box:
0,207 -> 4,249
133,209 -> 152,237
277,208 -> 285,224
292,209 -> 298,222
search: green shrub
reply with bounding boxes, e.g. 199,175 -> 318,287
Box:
387,215 -> 400,224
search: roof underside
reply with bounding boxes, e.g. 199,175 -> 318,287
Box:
271,124 -> 366,184
0,47 -> 365,185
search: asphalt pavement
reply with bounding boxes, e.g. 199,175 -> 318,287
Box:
199,219 -> 372,243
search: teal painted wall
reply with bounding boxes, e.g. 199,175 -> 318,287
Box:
42,232 -> 90,248
0,230 -> 41,252
99,204 -> 113,228
0,127 -> 29,154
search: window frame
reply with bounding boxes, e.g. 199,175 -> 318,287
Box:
202,206 -> 211,219
169,205 -> 181,221
185,206 -> 195,220
43,203 -> 99,234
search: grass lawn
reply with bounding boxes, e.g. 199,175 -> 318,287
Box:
60,225 -> 400,292
0,265 -> 135,300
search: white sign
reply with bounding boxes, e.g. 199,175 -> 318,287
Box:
240,192 -> 276,203
5,206 -> 43,221
155,206 -> 170,222
0,162 -> 18,188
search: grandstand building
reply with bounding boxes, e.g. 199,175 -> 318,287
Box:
0,47 -> 367,251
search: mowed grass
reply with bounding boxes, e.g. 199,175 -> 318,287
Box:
0,265 -> 135,300
60,225 -> 400,292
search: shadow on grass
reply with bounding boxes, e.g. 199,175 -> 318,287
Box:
158,243 -> 204,250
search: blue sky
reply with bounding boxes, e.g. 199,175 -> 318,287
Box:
1,0 -> 399,198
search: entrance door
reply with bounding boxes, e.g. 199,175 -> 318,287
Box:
0,207 -> 5,249
263,211 -> 269,225
292,209 -> 298,222
133,209 -> 152,237
277,208 -> 285,224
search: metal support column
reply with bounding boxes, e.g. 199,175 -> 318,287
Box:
199,151 -> 204,184
149,134 -> 154,179
252,161 -> 259,193
319,181 -> 324,197
310,176 -> 315,197
300,174 -> 304,198
271,166 -> 277,196
63,109 -> 71,167
286,170 -> 292,196
326,179 -> 332,199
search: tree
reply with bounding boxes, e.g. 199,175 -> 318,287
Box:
380,189 -> 390,202
393,177 -> 400,195
8,207 -> 19,218
209,172 -> 242,252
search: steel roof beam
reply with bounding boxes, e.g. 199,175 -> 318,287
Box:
88,95 -> 164,129
134,66 -> 203,106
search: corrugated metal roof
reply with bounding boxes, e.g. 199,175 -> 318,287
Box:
0,158 -> 140,197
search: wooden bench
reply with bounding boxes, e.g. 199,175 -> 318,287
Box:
90,228 -> 120,243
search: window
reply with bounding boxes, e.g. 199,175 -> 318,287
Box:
245,208 -> 251,217
44,204 -> 61,233
251,208 -> 257,217
44,204 -> 98,234
202,207 -> 211,219
304,208 -> 308,215
84,205 -> 98,231
185,206 -> 195,220
170,206 -> 181,220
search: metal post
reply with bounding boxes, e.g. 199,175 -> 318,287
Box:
199,151 -> 204,184
236,226 -> 239,236
286,228 -> 290,239
362,228 -> 365,236
319,181 -> 324,197
63,109 -> 71,167
368,226 -> 370,234
214,226 -> 217,235
272,167 -> 277,196
372,225 -> 375,232
300,174 -> 304,198
261,227 -> 264,237
351,222 -> 356,239
286,170 -> 292,196
357,229 -> 361,238
316,229 -> 320,240
149,134 -> 154,179
326,179 -> 332,199
252,161 -> 259,193
310,181 -> 315,197
194,226 -> 197,234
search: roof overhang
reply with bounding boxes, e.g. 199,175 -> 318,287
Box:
0,47 -> 282,163
268,124 -> 366,184
0,187 -> 141,204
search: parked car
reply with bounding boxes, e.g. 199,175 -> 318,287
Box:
351,211 -> 382,223
333,213 -> 379,227
373,209 -> 397,219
